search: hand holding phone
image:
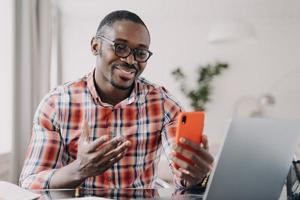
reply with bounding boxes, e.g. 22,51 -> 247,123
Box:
174,111 -> 205,168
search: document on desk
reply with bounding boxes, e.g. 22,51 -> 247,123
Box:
0,181 -> 41,200
60,198 -> 112,200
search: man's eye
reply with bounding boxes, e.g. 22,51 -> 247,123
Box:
136,50 -> 148,58
115,44 -> 128,53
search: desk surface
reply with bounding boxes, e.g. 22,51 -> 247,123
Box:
32,188 -> 204,200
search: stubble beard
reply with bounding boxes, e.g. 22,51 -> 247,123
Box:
110,66 -> 138,91
110,79 -> 133,90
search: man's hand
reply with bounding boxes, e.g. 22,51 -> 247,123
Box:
49,121 -> 131,189
75,121 -> 131,181
171,135 -> 214,188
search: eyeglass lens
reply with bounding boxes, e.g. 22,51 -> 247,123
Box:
114,43 -> 151,62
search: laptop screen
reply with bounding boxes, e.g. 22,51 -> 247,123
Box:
204,118 -> 300,200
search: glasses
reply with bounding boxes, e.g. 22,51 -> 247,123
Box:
96,35 -> 153,63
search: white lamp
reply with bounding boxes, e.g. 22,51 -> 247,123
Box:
233,68 -> 300,118
233,94 -> 275,118
208,19 -> 257,44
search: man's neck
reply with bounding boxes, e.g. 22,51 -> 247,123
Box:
94,75 -> 133,106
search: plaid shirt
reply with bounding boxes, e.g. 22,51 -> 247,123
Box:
19,70 -> 182,189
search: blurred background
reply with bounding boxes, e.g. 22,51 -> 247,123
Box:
1,0 -> 300,184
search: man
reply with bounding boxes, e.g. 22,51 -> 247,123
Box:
20,10 -> 214,190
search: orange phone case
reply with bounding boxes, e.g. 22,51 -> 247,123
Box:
175,111 -> 205,145
174,112 -> 205,169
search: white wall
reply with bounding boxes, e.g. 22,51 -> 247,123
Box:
0,0 -> 14,153
56,0 -> 300,146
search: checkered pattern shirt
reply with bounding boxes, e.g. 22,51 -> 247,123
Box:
19,70 -> 182,189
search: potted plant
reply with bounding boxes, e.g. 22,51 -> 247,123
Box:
171,62 -> 229,111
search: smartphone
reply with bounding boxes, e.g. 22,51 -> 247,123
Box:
176,111 -> 205,146
174,112 -> 205,168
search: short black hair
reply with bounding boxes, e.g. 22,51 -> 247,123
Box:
96,10 -> 149,37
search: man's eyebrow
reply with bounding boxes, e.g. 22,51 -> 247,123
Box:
114,38 -> 149,48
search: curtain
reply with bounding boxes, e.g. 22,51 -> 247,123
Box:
31,0 -> 52,108
12,0 -> 58,183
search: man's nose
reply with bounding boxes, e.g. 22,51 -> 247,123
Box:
124,53 -> 137,65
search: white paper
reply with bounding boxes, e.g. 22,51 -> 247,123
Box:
60,197 -> 112,200
0,181 -> 40,200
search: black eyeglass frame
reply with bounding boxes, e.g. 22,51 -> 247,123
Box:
96,35 -> 153,63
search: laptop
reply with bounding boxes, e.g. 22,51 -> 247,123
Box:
203,117 -> 300,200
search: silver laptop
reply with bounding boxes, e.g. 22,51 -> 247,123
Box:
204,117 -> 300,200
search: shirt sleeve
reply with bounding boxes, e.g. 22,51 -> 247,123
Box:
159,87 -> 186,189
19,90 -> 63,189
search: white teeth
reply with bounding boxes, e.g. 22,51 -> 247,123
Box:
119,68 -> 134,74
116,66 -> 136,74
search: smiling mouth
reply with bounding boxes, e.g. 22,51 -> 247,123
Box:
115,64 -> 137,73
114,65 -> 137,80
116,66 -> 136,75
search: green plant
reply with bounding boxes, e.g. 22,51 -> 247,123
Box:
171,62 -> 229,111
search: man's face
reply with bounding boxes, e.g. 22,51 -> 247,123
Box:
94,20 -> 150,91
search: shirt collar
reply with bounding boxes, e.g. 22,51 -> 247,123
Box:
87,69 -> 102,105
87,69 -> 138,107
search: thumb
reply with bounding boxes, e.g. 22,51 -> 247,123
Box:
80,120 -> 91,143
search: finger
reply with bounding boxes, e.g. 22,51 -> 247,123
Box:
86,135 -> 109,153
109,149 -> 128,163
179,137 -> 202,151
94,137 -> 124,158
104,140 -> 131,157
98,149 -> 128,173
95,141 -> 131,165
172,165 -> 183,178
174,145 -> 213,171
180,137 -> 214,164
171,154 -> 197,177
172,166 -> 198,185
171,150 -> 209,182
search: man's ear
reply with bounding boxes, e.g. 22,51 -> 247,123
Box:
91,37 -> 99,55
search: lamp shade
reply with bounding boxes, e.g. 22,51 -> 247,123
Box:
208,19 -> 257,44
